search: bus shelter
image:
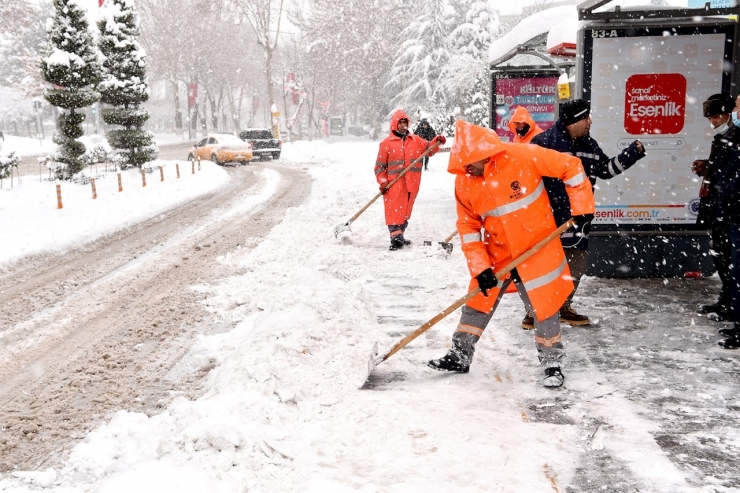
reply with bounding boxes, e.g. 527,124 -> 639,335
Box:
576,0 -> 740,277
489,6 -> 578,143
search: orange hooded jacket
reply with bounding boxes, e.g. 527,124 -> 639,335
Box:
449,121 -> 595,321
374,109 -> 436,225
507,106 -> 544,144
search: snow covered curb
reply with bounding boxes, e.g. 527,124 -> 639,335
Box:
0,160 -> 230,269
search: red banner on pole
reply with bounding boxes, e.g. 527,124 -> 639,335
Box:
188,83 -> 198,110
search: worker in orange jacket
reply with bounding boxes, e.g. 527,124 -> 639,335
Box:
428,121 -> 595,388
375,109 -> 445,250
507,105 -> 543,144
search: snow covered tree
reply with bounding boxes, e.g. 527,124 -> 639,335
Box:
448,0 -> 499,59
461,70 -> 489,127
0,2 -> 51,99
40,0 -> 101,179
432,0 -> 500,130
98,0 -> 153,168
233,0 -> 286,134
388,0 -> 453,113
291,0 -> 407,138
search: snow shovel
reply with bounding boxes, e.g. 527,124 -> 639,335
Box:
362,218 -> 575,386
423,230 -> 458,253
333,141 -> 442,238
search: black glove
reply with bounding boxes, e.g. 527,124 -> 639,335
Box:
620,140 -> 646,165
379,184 -> 388,195
476,268 -> 498,297
571,214 -> 594,238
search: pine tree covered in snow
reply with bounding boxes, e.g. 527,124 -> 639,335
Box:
448,0 -> 499,59
40,0 -> 101,179
97,0 -> 153,168
388,0 -> 452,113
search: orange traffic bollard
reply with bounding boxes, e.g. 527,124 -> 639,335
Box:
91,177 -> 97,199
160,165 -> 164,182
176,163 -> 180,178
56,183 -> 63,209
197,157 -> 201,171
192,160 -> 195,174
118,172 -> 123,192
141,167 -> 146,187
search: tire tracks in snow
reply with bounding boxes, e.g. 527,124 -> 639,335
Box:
0,162 -> 311,473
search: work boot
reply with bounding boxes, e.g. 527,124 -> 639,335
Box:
718,334 -> 740,349
543,366 -> 565,387
707,310 -> 733,322
718,325 -> 740,338
521,311 -> 535,330
428,331 -> 477,373
389,236 -> 404,251
427,352 -> 469,373
538,346 -> 565,388
698,302 -> 729,314
559,304 -> 590,326
400,235 -> 411,246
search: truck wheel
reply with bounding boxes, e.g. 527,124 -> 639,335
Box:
211,154 -> 221,166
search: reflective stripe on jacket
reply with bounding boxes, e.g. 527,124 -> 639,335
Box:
531,120 -> 645,249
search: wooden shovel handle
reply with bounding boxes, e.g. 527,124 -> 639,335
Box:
382,219 -> 575,362
443,230 -> 459,243
346,141 -> 441,224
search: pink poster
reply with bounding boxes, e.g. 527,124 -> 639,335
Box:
494,77 -> 558,142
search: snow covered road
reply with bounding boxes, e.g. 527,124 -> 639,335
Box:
0,160 -> 310,477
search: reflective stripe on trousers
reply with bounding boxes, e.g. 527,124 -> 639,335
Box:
455,274 -> 563,352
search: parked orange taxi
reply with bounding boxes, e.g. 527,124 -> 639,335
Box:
187,133 -> 253,165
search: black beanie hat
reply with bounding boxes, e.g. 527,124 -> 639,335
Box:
559,99 -> 590,126
703,94 -> 734,117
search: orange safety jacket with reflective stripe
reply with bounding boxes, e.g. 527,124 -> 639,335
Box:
508,105 -> 544,144
374,109 -> 435,226
449,121 -> 595,321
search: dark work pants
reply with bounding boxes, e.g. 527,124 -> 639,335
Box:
711,226 -> 733,310
730,224 -> 740,327
563,249 -> 588,307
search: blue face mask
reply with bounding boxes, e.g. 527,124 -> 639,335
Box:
733,111 -> 740,128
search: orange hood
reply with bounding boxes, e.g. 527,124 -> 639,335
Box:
447,120 -> 506,175
507,106 -> 538,133
389,109 -> 411,134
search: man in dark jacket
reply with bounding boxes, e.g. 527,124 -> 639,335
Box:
717,147 -> 740,348
414,118 -> 437,170
522,99 -> 645,329
691,93 -> 740,322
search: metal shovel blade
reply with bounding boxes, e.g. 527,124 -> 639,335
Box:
334,221 -> 351,238
359,342 -> 382,388
439,242 -> 453,254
